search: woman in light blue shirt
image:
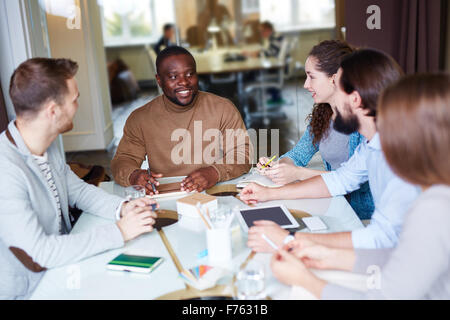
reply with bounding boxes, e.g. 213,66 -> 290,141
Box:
258,40 -> 374,219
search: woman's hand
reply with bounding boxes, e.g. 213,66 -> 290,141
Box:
247,221 -> 289,253
239,183 -> 273,204
264,161 -> 300,185
286,239 -> 355,271
266,160 -> 326,185
256,157 -> 277,175
271,249 -> 327,298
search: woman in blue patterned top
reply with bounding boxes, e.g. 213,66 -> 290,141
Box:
257,40 -> 374,219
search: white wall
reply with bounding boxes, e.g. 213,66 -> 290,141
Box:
0,0 -> 65,157
45,0 -> 114,151
0,0 -> 35,120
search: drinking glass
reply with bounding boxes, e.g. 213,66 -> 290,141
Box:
209,205 -> 232,228
235,260 -> 266,300
124,185 -> 146,201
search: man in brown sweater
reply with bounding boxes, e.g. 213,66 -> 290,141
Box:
111,46 -> 252,194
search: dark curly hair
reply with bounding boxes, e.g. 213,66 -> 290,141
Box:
306,40 -> 354,145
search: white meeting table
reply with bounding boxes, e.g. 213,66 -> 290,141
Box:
31,172 -> 367,300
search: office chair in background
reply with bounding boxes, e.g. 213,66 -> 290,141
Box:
243,37 -> 295,126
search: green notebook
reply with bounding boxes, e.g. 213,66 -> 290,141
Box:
107,253 -> 164,273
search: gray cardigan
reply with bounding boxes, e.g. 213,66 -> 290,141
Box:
322,185 -> 450,300
0,121 -> 125,299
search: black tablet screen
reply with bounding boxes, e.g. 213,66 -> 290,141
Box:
240,207 -> 292,228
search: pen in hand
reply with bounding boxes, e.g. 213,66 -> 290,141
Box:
262,155 -> 277,169
262,233 -> 295,253
147,167 -> 157,194
261,233 -> 279,250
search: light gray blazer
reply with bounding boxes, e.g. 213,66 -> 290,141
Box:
0,121 -> 125,299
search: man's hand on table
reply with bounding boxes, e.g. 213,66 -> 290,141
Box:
117,197 -> 159,242
180,166 -> 219,192
120,197 -> 159,218
129,169 -> 163,195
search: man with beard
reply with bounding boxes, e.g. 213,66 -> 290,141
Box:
240,49 -> 420,251
111,46 -> 251,194
0,58 -> 158,299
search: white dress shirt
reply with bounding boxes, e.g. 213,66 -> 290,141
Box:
321,133 -> 420,248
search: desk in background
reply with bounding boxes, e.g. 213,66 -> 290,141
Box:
190,46 -> 285,127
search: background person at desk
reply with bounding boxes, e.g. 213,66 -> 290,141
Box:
243,21 -> 285,104
260,21 -> 284,58
257,40 -> 374,220
0,58 -> 158,300
241,49 -> 420,251
244,21 -> 284,58
111,46 -> 252,194
153,23 -> 176,55
271,74 -> 450,300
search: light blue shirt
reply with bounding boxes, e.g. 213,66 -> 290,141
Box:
280,125 -> 374,220
321,133 -> 420,249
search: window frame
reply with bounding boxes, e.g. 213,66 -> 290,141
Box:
242,0 -> 260,14
260,0 -> 336,33
100,0 -> 164,47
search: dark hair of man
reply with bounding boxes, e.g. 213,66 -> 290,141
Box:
163,23 -> 174,33
378,73 -> 450,186
260,21 -> 274,32
155,46 -> 196,75
9,58 -> 78,118
339,49 -> 404,118
306,40 -> 354,145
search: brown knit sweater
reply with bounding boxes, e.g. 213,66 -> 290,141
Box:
111,91 -> 252,186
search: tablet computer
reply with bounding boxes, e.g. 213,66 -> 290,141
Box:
237,205 -> 300,232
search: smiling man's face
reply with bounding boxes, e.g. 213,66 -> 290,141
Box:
156,53 -> 199,106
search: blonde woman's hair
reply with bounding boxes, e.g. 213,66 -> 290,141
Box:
378,73 -> 450,186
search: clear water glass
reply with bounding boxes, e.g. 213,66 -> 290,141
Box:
236,260 -> 266,300
209,205 -> 232,228
124,185 -> 146,201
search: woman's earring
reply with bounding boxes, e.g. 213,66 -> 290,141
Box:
331,75 -> 337,86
